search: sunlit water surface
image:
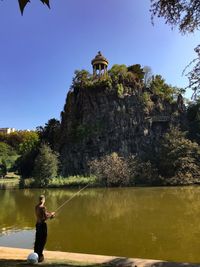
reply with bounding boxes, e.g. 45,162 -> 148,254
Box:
1,186 -> 200,263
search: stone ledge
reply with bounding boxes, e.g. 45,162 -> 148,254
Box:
0,246 -> 199,267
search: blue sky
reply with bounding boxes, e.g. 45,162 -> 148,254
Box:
0,0 -> 199,130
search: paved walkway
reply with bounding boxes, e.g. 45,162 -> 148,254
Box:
0,246 -> 200,267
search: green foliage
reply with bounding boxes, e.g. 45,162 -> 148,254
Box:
158,127 -> 200,185
142,92 -> 154,110
70,64 -> 144,97
20,175 -> 97,188
131,159 -> 161,186
16,147 -> 38,178
72,70 -> 92,89
109,64 -> 128,84
14,132 -> 40,178
0,142 -> 18,170
117,83 -> 124,97
0,160 -> 7,178
32,144 -> 59,187
37,118 -> 60,151
151,1 -> 200,95
0,142 -> 10,158
150,75 -> 175,101
18,131 -> 39,155
127,64 -> 144,81
19,177 -> 35,188
151,0 -> 200,34
187,98 -> 200,143
0,131 -> 39,153
90,152 -> 132,187
49,175 -> 97,188
109,64 -> 143,93
92,75 -> 112,90
0,132 -> 22,150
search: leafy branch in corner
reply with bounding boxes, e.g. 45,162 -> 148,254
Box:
18,0 -> 50,14
183,45 -> 200,98
150,0 -> 200,95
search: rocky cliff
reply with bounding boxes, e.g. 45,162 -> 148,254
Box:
60,72 -> 185,176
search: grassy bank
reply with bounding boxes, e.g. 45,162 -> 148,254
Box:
49,176 -> 98,188
0,173 -> 20,188
21,175 -> 99,188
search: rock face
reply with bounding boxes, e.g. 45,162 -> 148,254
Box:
60,83 -> 185,176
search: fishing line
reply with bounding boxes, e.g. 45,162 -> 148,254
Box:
54,184 -> 89,214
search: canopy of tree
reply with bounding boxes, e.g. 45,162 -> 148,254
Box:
151,0 -> 200,95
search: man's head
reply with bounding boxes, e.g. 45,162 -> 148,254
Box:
39,195 -> 45,204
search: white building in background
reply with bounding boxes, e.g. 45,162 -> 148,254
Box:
0,128 -> 16,134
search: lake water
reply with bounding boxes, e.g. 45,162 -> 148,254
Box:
1,186 -> 200,263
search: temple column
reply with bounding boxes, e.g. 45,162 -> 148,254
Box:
104,65 -> 106,75
93,65 -> 96,76
99,64 -> 101,76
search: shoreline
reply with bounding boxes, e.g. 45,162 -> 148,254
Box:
1,177 -> 200,190
0,246 -> 200,267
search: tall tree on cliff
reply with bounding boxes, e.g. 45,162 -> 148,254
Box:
151,0 -> 200,95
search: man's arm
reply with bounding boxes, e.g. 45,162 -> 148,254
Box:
45,209 -> 55,219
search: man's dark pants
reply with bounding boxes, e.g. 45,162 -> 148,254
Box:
34,222 -> 47,258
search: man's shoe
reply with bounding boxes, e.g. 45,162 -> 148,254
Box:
38,255 -> 44,262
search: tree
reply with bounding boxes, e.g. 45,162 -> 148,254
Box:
109,64 -> 128,84
150,0 -> 200,95
158,127 -> 200,185
32,144 -> 59,187
16,147 -> 38,178
132,159 -> 161,186
71,70 -> 92,90
0,160 -> 7,178
127,64 -> 144,82
185,45 -> 200,95
0,131 -> 39,153
37,119 -> 60,151
143,66 -> 153,87
150,0 -> 200,33
18,131 -> 39,154
187,98 -> 200,143
0,142 -> 18,170
150,75 -> 175,101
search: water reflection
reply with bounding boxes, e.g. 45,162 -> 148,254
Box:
1,187 -> 200,263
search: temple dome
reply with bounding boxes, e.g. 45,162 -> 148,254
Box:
91,51 -> 109,76
91,51 -> 109,67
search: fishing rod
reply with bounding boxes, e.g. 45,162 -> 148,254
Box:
54,184 -> 89,213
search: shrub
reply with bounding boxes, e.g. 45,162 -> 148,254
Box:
89,152 -> 132,187
117,83 -> 124,97
132,159 -> 161,185
19,177 -> 35,188
158,127 -> 200,185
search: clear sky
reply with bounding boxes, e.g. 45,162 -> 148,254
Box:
0,0 -> 199,130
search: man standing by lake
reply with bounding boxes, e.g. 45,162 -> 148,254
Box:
34,195 -> 55,262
